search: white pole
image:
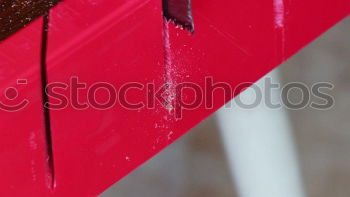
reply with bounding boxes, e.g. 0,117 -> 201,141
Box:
216,69 -> 306,197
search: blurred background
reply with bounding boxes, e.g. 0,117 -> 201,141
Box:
101,18 -> 350,197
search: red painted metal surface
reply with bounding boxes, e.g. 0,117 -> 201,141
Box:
0,0 -> 349,196
0,19 -> 52,196
46,0 -> 166,195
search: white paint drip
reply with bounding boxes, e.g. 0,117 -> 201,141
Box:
274,0 -> 285,28
162,20 -> 176,114
274,0 -> 287,60
163,20 -> 172,85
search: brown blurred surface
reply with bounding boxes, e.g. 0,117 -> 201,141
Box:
102,18 -> 349,197
281,17 -> 350,197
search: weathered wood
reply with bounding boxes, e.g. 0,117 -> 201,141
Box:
0,0 -> 60,41
163,0 -> 194,32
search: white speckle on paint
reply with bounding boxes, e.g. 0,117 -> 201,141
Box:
30,160 -> 37,181
167,131 -> 174,140
155,123 -> 169,129
274,0 -> 285,28
29,132 -> 38,150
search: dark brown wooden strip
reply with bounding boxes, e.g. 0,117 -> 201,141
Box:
163,0 -> 194,33
0,0 -> 60,41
